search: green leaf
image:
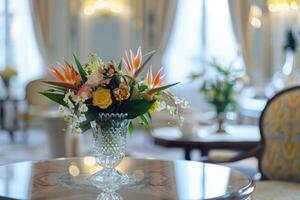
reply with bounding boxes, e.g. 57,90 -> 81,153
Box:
85,106 -> 100,121
43,81 -> 76,89
120,99 -> 155,119
80,122 -> 91,133
138,114 -> 149,127
128,121 -> 133,135
79,106 -> 100,133
40,92 -> 67,106
134,50 -> 156,77
148,82 -> 179,95
145,112 -> 152,122
73,54 -> 87,82
48,86 -> 67,92
117,61 -> 122,70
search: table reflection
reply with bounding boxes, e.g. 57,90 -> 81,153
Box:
174,161 -> 231,199
0,157 -> 254,200
0,162 -> 32,199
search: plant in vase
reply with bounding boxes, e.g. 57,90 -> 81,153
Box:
190,60 -> 246,133
0,66 -> 17,99
41,47 -> 188,190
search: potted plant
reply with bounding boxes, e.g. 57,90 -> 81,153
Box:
190,60 -> 245,133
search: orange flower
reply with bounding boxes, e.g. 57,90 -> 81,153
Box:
51,62 -> 81,84
113,84 -> 130,101
123,46 -> 142,77
146,66 -> 164,90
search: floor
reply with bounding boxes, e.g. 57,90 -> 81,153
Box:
0,128 -> 258,178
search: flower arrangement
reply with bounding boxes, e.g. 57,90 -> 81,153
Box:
190,60 -> 245,131
41,47 -> 188,133
0,66 -> 17,88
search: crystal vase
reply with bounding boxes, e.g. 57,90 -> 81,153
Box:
90,113 -> 130,192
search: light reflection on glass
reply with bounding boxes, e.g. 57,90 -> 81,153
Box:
175,162 -> 203,199
174,162 -> 230,199
204,164 -> 230,198
90,165 -> 102,175
68,164 -> 80,177
83,156 -> 96,166
0,162 -> 32,199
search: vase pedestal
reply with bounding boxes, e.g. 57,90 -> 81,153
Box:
90,168 -> 131,192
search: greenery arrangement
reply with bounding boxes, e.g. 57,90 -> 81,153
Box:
41,47 -> 188,133
190,60 -> 245,117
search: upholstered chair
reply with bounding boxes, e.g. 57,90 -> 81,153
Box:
206,86 -> 300,199
19,78 -> 51,142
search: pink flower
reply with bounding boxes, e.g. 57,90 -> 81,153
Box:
100,78 -> 111,86
107,68 -> 114,77
77,84 -> 92,100
86,73 -> 100,87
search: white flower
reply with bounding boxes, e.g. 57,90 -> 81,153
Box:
58,105 -> 65,113
156,100 -> 167,112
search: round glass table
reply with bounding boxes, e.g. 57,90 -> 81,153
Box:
0,157 -> 254,199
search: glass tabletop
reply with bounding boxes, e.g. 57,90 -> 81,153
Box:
0,157 -> 254,200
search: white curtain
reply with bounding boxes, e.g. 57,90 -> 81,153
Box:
228,0 -> 253,81
142,0 -> 178,71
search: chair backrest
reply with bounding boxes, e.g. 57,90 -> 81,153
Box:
25,78 -> 51,108
259,86 -> 300,182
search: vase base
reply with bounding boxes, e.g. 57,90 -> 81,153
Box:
96,192 -> 123,200
90,168 -> 133,192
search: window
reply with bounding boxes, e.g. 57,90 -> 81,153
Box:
163,0 -> 237,83
0,0 -> 43,97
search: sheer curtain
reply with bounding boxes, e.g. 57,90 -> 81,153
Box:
163,0 -> 237,83
227,0 -> 252,81
30,0 -> 51,66
142,0 -> 177,71
0,0 -> 43,97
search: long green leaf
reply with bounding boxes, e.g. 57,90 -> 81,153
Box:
43,81 -> 76,89
138,114 -> 149,127
134,50 -> 156,77
128,121 -> 133,134
73,54 -> 87,82
148,82 -> 179,95
40,92 -> 67,107
48,85 -> 68,92
80,122 -> 91,133
120,99 -> 155,119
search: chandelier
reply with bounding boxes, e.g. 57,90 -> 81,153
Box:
83,0 -> 126,16
267,0 -> 299,12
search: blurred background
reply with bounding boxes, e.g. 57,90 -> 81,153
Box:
0,0 -> 299,177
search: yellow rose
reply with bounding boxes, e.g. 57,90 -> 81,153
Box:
92,87 -> 112,109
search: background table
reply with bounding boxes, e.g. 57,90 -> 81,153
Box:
0,98 -> 20,142
0,157 -> 254,199
152,125 -> 261,160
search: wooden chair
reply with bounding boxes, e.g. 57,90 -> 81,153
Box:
205,86 -> 300,199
